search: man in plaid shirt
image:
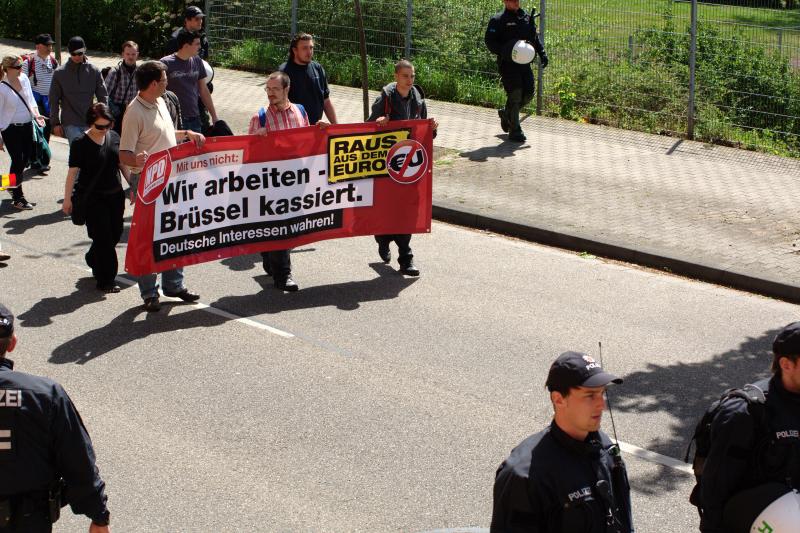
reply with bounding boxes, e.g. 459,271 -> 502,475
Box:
248,71 -> 328,292
104,41 -> 139,134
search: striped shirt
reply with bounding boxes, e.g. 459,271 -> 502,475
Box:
248,102 -> 309,134
21,54 -> 56,96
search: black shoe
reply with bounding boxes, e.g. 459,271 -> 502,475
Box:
399,262 -> 420,276
508,131 -> 527,143
12,199 -> 33,210
98,283 -> 121,294
163,288 -> 200,302
378,242 -> 391,263
0,253 -> 10,262
498,108 -> 510,133
263,260 -> 273,277
274,275 -> 299,292
143,296 -> 161,312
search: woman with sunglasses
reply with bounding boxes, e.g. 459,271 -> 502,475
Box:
63,103 -> 131,293
0,55 -> 46,210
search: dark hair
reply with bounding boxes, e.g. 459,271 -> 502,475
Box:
394,59 -> 414,73
267,71 -> 290,89
772,352 -> 800,374
86,102 -> 114,125
0,337 -> 9,357
135,61 -> 166,91
288,32 -> 313,61
176,30 -> 200,51
122,40 -> 139,52
547,384 -> 573,399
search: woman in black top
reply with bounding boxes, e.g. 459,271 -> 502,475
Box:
63,103 -> 131,293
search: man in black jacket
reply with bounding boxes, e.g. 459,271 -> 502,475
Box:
699,322 -> 800,532
491,351 -> 633,533
0,303 -> 111,532
485,0 -> 548,143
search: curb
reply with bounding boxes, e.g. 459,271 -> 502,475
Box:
432,205 -> 800,305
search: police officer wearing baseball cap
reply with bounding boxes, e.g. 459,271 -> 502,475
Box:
491,351 -> 633,533
165,6 -> 209,60
698,322 -> 800,532
0,304 -> 111,532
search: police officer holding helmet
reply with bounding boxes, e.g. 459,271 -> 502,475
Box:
698,322 -> 800,532
485,0 -> 548,143
491,351 -> 633,532
0,303 -> 111,532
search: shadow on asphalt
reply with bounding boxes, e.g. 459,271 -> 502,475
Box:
458,139 -> 531,162
212,262 -> 418,314
48,264 -> 416,363
2,207 -> 68,235
611,328 -> 778,493
48,300 -> 226,365
17,277 -> 112,327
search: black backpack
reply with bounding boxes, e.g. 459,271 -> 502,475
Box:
685,383 -> 769,517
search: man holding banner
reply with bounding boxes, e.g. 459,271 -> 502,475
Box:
120,60 -> 205,312
247,71 -> 327,291
367,60 -> 437,276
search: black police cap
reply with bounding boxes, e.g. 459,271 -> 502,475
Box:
546,351 -> 622,391
773,321 -> 800,356
0,303 -> 14,338
184,6 -> 205,18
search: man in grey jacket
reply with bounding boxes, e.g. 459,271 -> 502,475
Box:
49,36 -> 107,145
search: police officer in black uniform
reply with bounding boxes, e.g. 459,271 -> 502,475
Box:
699,322 -> 800,533
485,0 -> 548,143
0,303 -> 111,532
491,351 -> 633,533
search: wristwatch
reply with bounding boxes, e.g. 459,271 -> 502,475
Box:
92,510 -> 110,526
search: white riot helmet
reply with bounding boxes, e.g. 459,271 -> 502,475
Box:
749,490 -> 800,532
723,483 -> 800,533
201,60 -> 214,83
511,40 -> 536,65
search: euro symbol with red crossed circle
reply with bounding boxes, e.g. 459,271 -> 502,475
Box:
385,139 -> 428,185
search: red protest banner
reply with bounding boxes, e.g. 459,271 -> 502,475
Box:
125,119 -> 434,276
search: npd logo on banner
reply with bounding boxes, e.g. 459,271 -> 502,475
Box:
386,139 -> 428,184
140,151 -> 173,205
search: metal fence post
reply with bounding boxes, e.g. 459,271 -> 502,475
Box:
205,0 -> 211,53
777,29 -> 783,55
405,0 -> 413,59
291,0 -> 298,37
536,0 -> 546,116
687,0 -> 697,140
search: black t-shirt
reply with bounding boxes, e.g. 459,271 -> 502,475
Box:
68,131 -> 122,196
279,60 -> 330,125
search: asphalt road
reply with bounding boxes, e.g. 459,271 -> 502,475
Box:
1,140 -> 797,532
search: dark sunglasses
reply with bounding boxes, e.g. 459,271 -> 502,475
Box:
70,51 -> 84,57
93,122 -> 112,130
7,64 -> 22,70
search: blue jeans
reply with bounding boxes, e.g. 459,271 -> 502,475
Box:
64,124 -> 86,145
129,172 -> 187,299
182,116 -> 202,133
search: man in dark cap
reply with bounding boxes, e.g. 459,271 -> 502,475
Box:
0,303 -> 111,532
49,36 -> 108,145
491,351 -> 633,533
698,322 -> 800,533
165,6 -> 209,60
22,34 -> 58,158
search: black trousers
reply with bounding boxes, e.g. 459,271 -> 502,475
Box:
1,123 -> 33,201
375,234 -> 413,266
499,62 -> 535,135
84,190 -> 125,287
260,250 -> 292,280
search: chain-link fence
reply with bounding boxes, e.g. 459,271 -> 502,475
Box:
207,0 -> 800,157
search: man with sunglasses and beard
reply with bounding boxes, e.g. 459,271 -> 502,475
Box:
49,37 -> 108,145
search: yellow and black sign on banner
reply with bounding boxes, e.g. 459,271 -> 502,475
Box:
327,129 -> 410,183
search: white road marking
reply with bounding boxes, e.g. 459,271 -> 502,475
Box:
618,440 -> 693,474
